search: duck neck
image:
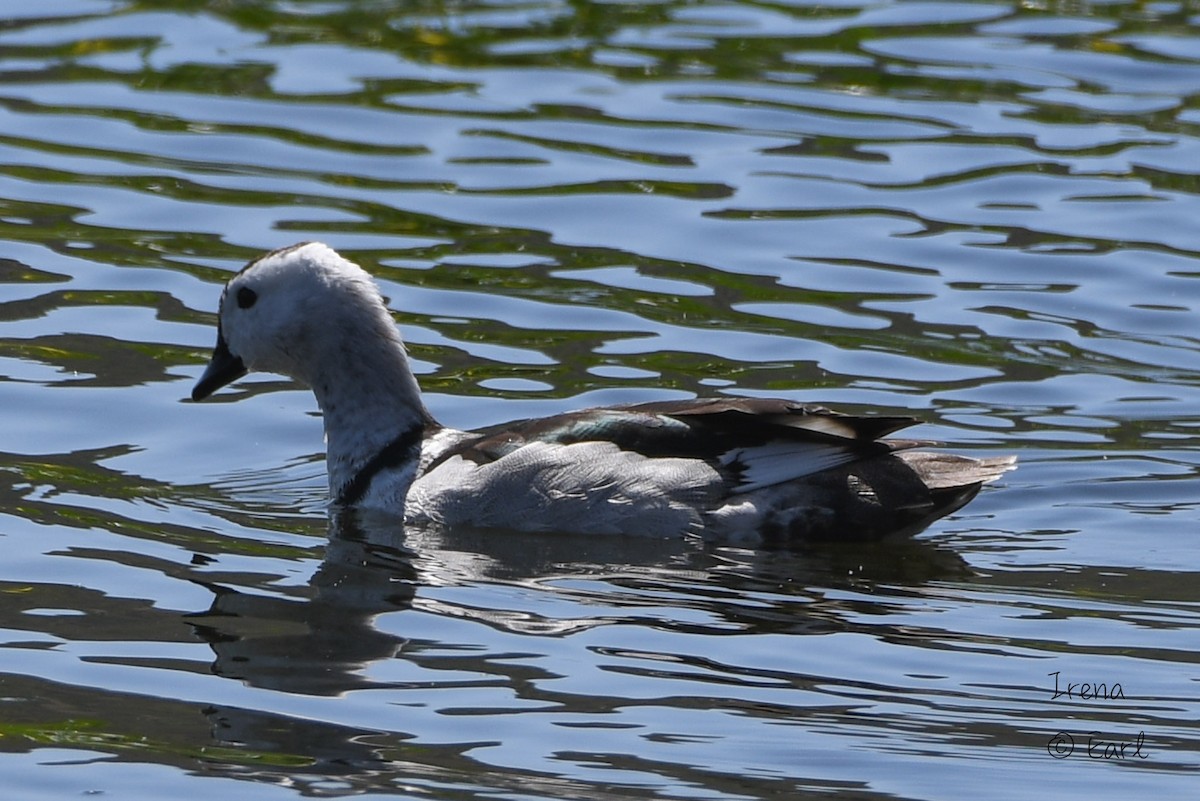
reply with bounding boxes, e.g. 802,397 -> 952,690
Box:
308,333 -> 435,505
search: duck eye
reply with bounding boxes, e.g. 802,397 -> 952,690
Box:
236,287 -> 258,309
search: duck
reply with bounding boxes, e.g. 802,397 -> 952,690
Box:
191,242 -> 1014,542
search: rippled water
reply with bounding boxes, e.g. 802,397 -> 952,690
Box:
1,1 -> 1199,798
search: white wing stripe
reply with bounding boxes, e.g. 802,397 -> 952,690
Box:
721,442 -> 858,493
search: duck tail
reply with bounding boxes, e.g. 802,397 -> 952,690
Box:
900,452 -> 1017,491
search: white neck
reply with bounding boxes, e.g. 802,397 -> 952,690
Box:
306,325 -> 433,505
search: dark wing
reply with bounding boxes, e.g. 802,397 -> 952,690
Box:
426,397 -> 928,495
622,397 -> 919,444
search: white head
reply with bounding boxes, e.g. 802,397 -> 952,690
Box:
192,242 -> 418,404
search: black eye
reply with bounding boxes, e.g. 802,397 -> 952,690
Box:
236,287 -> 258,309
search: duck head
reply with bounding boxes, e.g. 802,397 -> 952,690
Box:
191,242 -> 403,401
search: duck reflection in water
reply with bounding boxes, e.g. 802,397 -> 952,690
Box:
186,509 -> 975,699
183,507 -> 978,789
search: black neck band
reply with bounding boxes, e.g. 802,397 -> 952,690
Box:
335,423 -> 424,506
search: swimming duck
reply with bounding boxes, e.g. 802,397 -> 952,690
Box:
192,243 -> 1014,541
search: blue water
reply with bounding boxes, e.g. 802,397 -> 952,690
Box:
1,1 -> 1198,799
